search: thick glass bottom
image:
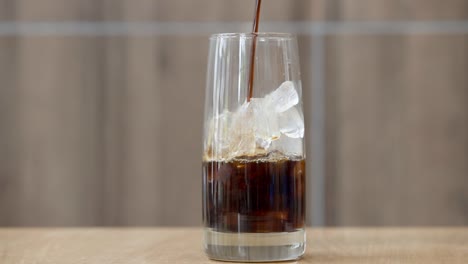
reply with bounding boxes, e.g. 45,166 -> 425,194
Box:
203,228 -> 306,262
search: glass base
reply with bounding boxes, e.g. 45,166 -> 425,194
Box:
203,228 -> 306,262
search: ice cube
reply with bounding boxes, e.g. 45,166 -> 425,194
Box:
212,111 -> 231,146
227,101 -> 257,157
278,106 -> 304,138
271,136 -> 304,156
249,98 -> 280,149
265,81 -> 299,113
229,131 -> 256,158
205,110 -> 232,160
205,81 -> 302,160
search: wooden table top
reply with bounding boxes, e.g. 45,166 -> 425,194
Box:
1,228 -> 467,263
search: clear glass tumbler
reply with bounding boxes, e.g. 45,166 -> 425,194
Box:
202,33 -> 306,262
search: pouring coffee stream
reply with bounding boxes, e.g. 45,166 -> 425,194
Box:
247,0 -> 262,102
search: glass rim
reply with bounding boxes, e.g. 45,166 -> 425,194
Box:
210,32 -> 295,40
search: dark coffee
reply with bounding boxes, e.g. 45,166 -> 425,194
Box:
202,155 -> 305,233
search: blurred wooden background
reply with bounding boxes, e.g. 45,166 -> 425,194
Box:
0,0 -> 467,226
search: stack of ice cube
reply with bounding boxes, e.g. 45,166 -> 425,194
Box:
206,81 -> 304,160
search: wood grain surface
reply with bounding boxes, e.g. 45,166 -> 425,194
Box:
1,228 -> 467,263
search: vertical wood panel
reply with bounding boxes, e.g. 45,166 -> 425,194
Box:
100,0 -> 164,225
0,0 -> 18,225
152,0 -> 322,21
4,0 -> 105,226
0,0 -> 15,20
121,36 -> 162,225
325,1 -> 468,225
157,36 -> 206,226
326,35 -> 410,225
15,37 -> 102,225
402,35 -> 468,224
119,0 -> 162,225
338,0 -> 468,21
101,36 -> 128,225
16,0 -> 101,20
0,36 -> 19,225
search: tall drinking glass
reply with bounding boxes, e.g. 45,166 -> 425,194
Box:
202,33 -> 306,262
